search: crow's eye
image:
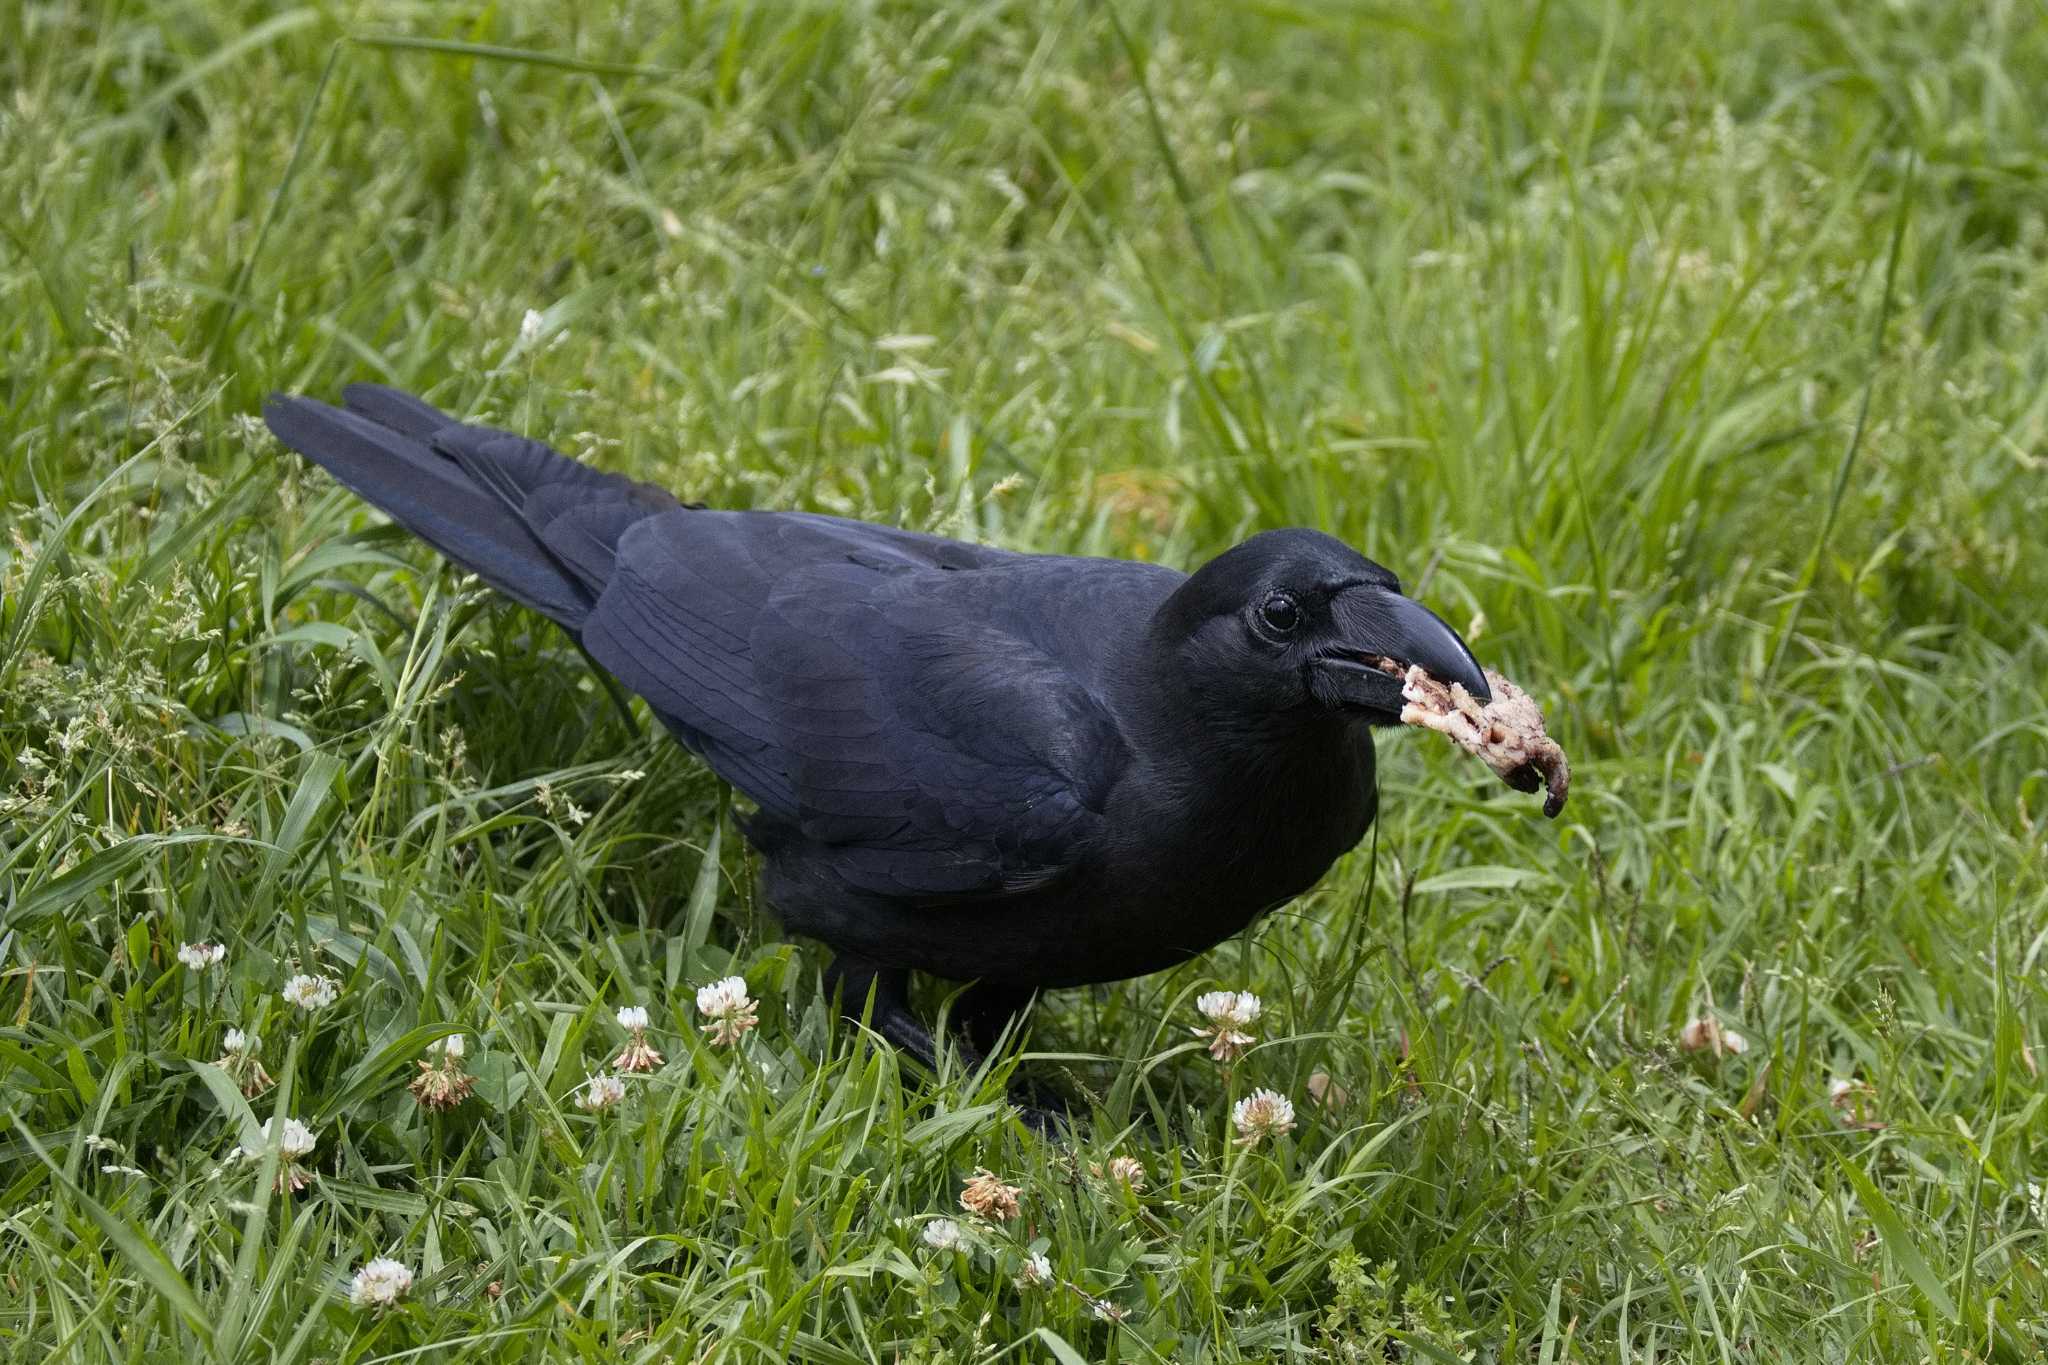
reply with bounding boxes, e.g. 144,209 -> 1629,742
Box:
1258,590 -> 1302,635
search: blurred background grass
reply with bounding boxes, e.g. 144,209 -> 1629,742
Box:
2,1 -> 2045,1359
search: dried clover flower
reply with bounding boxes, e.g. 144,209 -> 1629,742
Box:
410,1033 -> 475,1112
215,1028 -> 274,1098
1829,1077 -> 1882,1130
959,1168 -> 1022,1221
1677,1016 -> 1750,1057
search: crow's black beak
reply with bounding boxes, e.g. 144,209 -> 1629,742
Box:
1309,585 -> 1490,719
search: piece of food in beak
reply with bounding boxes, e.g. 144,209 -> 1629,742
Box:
1377,659 -> 1571,817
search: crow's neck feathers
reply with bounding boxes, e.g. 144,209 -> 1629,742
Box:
1108,619 -> 1376,866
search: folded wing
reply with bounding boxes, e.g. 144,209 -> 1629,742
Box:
580,516 -> 1125,901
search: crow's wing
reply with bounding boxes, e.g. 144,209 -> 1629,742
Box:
578,511 -> 1135,901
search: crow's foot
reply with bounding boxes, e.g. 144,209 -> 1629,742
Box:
954,979 -> 1039,1058
826,955 -> 983,1074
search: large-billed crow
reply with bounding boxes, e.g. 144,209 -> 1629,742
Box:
265,385 -> 1494,1084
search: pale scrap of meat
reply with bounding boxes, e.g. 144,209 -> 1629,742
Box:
1375,658 -> 1570,818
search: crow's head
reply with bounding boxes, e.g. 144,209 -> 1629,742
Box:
1155,528 -> 1488,726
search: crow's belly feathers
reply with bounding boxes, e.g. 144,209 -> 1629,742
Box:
755,752 -> 1377,988
761,861 -> 1285,987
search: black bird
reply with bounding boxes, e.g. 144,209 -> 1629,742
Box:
264,385 -> 1491,1082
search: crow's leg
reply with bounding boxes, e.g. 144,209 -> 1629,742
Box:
955,980 -> 1075,1135
825,955 -> 980,1073
825,958 -> 1069,1133
956,980 -> 1038,1057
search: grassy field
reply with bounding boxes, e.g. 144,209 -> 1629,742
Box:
4,0 -> 2046,1359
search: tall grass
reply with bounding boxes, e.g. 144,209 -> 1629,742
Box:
3,1 -> 2044,1359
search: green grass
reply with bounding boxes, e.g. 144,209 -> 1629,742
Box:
4,0 -> 2046,1359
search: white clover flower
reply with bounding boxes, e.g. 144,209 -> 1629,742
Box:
281,974 -> 339,1010
223,1028 -> 253,1054
921,1218 -> 967,1253
280,1121 -> 317,1160
613,1003 -> 664,1072
694,975 -> 758,1047
177,942 -> 226,971
1194,989 -> 1263,1062
349,1257 -> 414,1310
1196,990 -> 1262,1029
576,1074 -> 627,1112
1015,1251 -> 1054,1289
695,976 -> 750,1017
519,309 -> 544,346
240,1117 -> 319,1190
1102,1155 -> 1148,1191
239,1117 -> 318,1162
1091,1299 -> 1130,1323
1231,1088 -> 1296,1146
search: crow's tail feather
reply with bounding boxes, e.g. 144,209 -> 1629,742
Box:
262,384 -> 679,631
